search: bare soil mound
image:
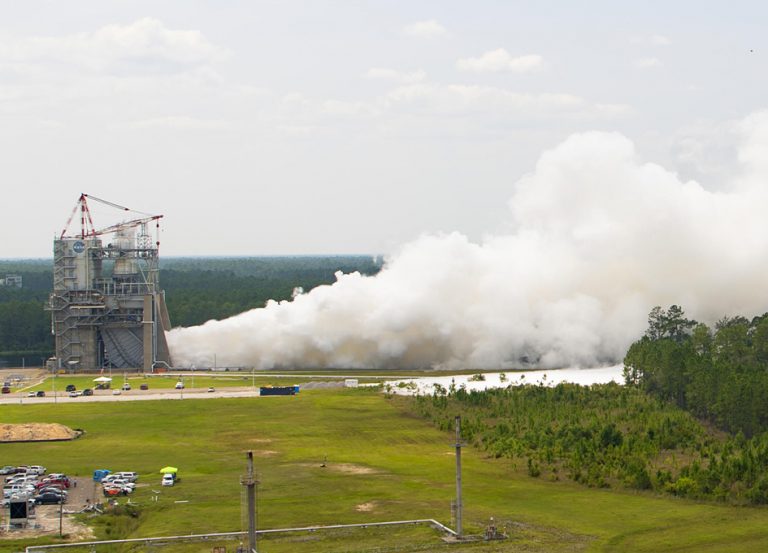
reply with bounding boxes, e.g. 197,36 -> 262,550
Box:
0,423 -> 81,442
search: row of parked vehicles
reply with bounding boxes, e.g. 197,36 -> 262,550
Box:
98,471 -> 139,496
1,465 -> 71,506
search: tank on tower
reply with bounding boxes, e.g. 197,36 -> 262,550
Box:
48,194 -> 172,372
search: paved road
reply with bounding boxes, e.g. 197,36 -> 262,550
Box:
0,387 -> 265,405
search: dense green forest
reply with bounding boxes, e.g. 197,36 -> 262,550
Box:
0,266 -> 54,361
0,256 -> 381,365
624,305 -> 768,437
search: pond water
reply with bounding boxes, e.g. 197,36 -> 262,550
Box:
384,365 -> 625,395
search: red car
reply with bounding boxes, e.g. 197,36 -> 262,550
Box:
36,477 -> 69,490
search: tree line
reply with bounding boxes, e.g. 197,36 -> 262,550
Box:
624,305 -> 768,437
0,256 -> 382,360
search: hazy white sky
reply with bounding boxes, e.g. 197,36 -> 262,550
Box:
2,1 -> 766,258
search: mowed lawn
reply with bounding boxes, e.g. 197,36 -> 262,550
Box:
2,389 -> 768,552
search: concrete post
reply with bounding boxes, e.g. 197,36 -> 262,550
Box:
455,415 -> 463,538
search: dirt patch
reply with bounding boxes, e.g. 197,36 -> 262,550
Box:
355,501 -> 376,512
9,505 -> 96,541
0,423 -> 81,442
296,462 -> 378,474
253,450 -> 278,457
327,463 -> 377,475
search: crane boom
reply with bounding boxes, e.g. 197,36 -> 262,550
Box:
59,194 -> 163,248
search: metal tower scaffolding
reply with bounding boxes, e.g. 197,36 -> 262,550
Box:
48,194 -> 173,372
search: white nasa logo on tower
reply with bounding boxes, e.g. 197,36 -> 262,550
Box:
72,241 -> 85,254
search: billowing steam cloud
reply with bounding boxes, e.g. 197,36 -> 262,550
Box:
168,112 -> 768,369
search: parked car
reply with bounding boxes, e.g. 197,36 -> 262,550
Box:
161,474 -> 175,486
82,388 -> 93,396
4,485 -> 35,498
5,472 -> 37,485
207,386 -> 215,393
112,389 -> 122,396
0,466 -> 16,475
37,477 -> 69,489
69,390 -> 82,397
102,478 -> 132,489
65,384 -> 76,392
113,472 -> 138,482
1,386 -> 10,394
34,492 -> 65,505
102,485 -> 132,496
27,391 -> 37,397
140,383 -> 149,390
8,473 -> 38,482
28,466 -> 46,475
1,495 -> 35,507
35,390 -> 45,397
121,383 -> 131,391
36,486 -> 67,497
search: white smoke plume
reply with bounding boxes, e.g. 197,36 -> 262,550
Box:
168,112 -> 768,370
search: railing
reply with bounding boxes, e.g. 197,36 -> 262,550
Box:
25,519 -> 457,552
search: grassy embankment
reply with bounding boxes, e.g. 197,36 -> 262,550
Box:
1,388 -> 768,552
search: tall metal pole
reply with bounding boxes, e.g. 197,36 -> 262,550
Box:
245,451 -> 257,553
455,415 -> 463,539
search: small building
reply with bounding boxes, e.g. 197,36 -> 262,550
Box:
1,274 -> 22,288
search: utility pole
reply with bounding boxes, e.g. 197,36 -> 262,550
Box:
455,415 -> 463,539
243,450 -> 258,553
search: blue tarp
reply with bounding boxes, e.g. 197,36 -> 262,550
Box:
93,469 -> 111,482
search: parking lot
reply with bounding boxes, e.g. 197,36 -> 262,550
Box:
2,467 -> 100,538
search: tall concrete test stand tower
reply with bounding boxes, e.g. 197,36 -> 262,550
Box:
48,194 -> 172,372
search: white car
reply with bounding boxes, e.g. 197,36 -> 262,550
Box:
3,485 -> 34,498
103,480 -> 135,491
113,472 -> 138,482
112,389 -> 122,395
174,382 -> 184,390
161,474 -> 175,486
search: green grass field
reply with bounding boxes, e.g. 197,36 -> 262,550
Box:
2,388 -> 768,552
